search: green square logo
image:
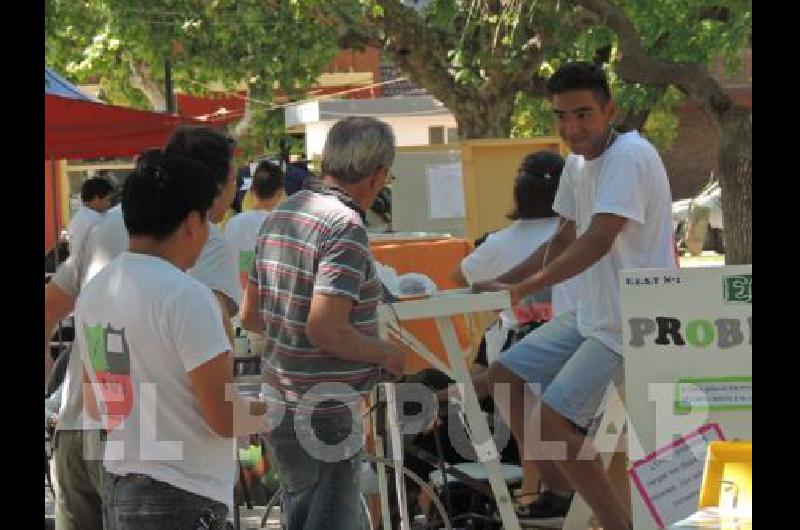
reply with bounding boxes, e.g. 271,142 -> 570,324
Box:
239,250 -> 255,274
84,324 -> 108,371
723,274 -> 752,304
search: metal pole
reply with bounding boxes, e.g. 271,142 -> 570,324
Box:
50,156 -> 63,348
164,58 -> 175,114
433,420 -> 454,517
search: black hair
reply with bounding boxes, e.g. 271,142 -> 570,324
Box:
252,160 -> 284,200
80,177 -> 115,202
507,150 -> 565,220
546,61 -> 612,105
122,150 -> 217,241
164,125 -> 234,190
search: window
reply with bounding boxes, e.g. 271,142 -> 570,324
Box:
428,126 -> 445,145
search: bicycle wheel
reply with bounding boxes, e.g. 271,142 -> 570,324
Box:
362,454 -> 453,530
259,487 -> 375,530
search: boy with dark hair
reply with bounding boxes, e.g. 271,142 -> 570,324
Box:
67,176 -> 115,253
77,151 -> 267,529
80,177 -> 115,207
476,61 -> 675,530
45,125 -> 244,530
224,160 -> 285,294
164,125 -> 242,322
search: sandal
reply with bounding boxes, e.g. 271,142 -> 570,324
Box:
512,490 -> 539,500
512,479 -> 543,505
514,491 -> 572,525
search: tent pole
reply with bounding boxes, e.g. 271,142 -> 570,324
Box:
49,156 -> 63,350
165,58 -> 175,114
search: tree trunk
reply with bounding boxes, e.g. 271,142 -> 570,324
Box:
717,107 -> 752,265
128,61 -> 166,111
615,107 -> 652,133
616,86 -> 665,133
453,96 -> 516,139
231,85 -> 254,140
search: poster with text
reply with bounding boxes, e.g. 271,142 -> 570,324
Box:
620,265 -> 751,529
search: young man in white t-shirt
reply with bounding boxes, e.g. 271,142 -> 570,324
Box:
76,152 -> 267,529
447,150 -> 578,512
224,160 -> 285,294
67,176 -> 115,254
45,126 -> 243,530
476,62 -> 675,530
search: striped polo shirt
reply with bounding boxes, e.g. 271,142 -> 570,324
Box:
250,189 -> 381,414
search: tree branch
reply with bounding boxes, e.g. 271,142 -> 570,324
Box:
571,0 -> 735,118
501,35 -> 548,96
696,6 -> 730,22
127,59 -> 166,111
373,0 -> 475,110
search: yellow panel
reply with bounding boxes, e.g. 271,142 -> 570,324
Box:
698,441 -> 752,514
242,191 -> 257,212
461,137 -> 562,242
316,72 -> 373,87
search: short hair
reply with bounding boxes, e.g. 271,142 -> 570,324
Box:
546,62 -> 611,105
122,150 -> 217,241
164,125 -> 234,190
507,150 -> 565,220
252,160 -> 284,200
321,117 -> 395,184
80,177 -> 114,202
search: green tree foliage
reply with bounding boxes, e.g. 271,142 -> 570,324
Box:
45,0 -> 349,158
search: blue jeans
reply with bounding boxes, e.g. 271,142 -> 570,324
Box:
265,411 -> 366,530
103,473 -> 228,530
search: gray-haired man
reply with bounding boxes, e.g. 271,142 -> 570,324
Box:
241,117 -> 405,530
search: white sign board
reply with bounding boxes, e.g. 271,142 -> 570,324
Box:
620,266 -> 752,530
425,163 -> 465,219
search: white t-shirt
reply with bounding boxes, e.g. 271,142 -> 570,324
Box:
74,252 -> 235,507
460,219 -> 578,327
223,210 -> 270,292
552,131 -> 675,353
52,207 -> 240,432
190,223 -> 242,316
67,204 -> 104,254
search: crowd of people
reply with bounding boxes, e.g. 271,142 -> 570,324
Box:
44,61 -> 675,530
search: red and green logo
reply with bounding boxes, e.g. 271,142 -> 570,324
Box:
239,250 -> 256,291
84,324 -> 133,431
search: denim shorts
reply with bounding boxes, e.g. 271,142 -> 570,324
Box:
102,473 -> 228,530
498,311 -> 623,429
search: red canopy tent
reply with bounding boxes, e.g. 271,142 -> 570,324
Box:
45,93 -> 211,160
44,93 -> 213,252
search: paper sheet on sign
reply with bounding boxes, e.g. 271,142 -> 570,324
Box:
426,163 -> 465,219
628,423 -> 724,528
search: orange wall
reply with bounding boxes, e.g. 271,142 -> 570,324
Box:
44,161 -> 63,253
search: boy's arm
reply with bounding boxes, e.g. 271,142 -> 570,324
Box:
212,290 -> 235,344
188,351 -> 267,437
45,283 -> 76,389
81,368 -> 101,422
